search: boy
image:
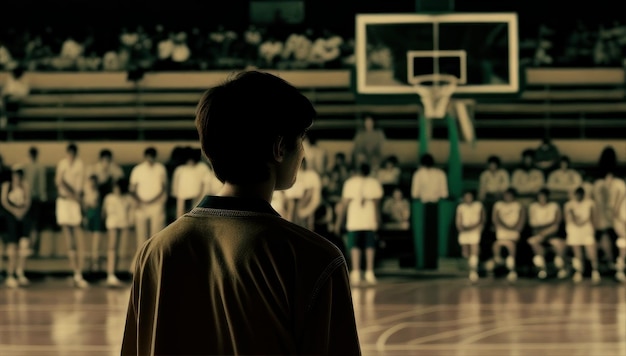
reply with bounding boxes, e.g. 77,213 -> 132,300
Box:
564,187 -> 601,284
121,71 -> 360,355
527,188 -> 566,279
455,190 -> 485,282
486,188 -> 526,282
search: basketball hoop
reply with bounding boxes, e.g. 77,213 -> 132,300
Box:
411,74 -> 458,119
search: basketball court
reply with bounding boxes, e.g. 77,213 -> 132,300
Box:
0,270 -> 625,356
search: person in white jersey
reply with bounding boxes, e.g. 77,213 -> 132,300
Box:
285,158 -> 322,230
527,188 -> 566,280
592,170 -> 626,271
171,147 -> 210,218
613,189 -> 626,282
546,156 -> 582,202
478,155 -> 510,203
486,188 -> 526,282
102,178 -> 133,287
564,187 -> 601,284
511,149 -> 545,207
129,147 -> 168,265
55,143 -> 89,288
455,190 -> 486,283
334,162 -> 383,286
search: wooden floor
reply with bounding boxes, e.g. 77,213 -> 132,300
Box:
0,267 -> 625,356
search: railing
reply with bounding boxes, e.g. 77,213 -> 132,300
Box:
2,68 -> 625,140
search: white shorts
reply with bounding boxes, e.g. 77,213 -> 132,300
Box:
458,230 -> 481,245
106,216 -> 130,230
566,225 -> 595,246
496,228 -> 519,242
56,198 -> 82,226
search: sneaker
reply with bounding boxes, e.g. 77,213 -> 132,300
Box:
506,271 -> 518,283
484,259 -> 496,273
17,275 -> 30,286
106,275 -> 122,287
557,269 -> 569,279
616,271 -> 626,283
364,271 -> 377,285
469,271 -> 479,283
591,270 -> 601,285
73,275 -> 89,289
349,270 -> 361,286
537,270 -> 548,280
572,272 -> 583,283
5,276 -> 18,288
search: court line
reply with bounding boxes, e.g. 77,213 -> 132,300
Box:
362,342 -> 626,351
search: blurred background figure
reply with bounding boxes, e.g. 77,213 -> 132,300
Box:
21,146 -> 47,257
352,114 -> 386,173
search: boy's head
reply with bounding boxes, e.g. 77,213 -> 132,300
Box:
195,71 -> 315,188
537,188 -> 550,204
503,187 -> 517,202
463,189 -> 476,204
559,155 -> 570,169
487,155 -> 500,170
574,187 -> 585,201
144,147 -> 157,163
420,153 -> 435,168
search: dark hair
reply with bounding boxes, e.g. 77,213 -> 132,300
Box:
487,155 -> 501,166
114,177 -> 130,194
358,162 -> 371,176
598,146 -> 617,177
11,66 -> 25,79
144,147 -> 157,158
28,146 -> 38,159
538,188 -> 550,198
12,168 -> 24,178
522,149 -> 535,158
67,143 -> 78,154
195,70 -> 315,184
306,130 -> 318,145
505,187 -> 517,197
386,155 -> 399,165
99,149 -> 113,159
420,153 -> 435,168
463,189 -> 476,198
574,187 -> 585,197
88,174 -> 98,182
560,155 -> 570,165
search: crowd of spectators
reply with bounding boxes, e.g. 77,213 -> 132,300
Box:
0,19 -> 624,74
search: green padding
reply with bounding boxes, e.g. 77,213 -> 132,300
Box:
411,200 -> 425,269
437,200 -> 456,257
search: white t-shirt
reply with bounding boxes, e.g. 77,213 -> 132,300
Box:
129,161 -> 167,202
342,175 -> 383,231
547,169 -> 582,193
564,199 -> 595,235
511,168 -> 545,195
55,157 -> 85,198
103,193 -> 133,229
593,177 -> 626,228
456,201 -> 484,229
411,167 -> 448,203
528,202 -> 560,227
493,200 -> 523,239
479,169 -> 510,196
172,163 -> 209,200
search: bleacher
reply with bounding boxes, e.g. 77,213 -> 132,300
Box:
2,67 -> 625,141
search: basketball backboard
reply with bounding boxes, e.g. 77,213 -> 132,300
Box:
355,13 -> 519,95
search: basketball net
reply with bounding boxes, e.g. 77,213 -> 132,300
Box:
411,73 -> 458,119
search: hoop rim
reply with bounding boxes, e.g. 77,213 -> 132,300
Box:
409,73 -> 459,86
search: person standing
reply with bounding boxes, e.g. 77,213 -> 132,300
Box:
55,143 -> 88,288
21,146 -> 47,257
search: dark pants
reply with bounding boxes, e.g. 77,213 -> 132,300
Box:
423,202 -> 439,269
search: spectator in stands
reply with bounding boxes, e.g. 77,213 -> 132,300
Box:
129,147 -> 168,269
258,36 -> 283,69
154,31 -> 175,70
382,186 -> 411,230
102,177 -> 133,287
592,169 -> 625,271
511,149 -> 545,206
55,143 -> 88,288
302,131 -> 327,176
376,155 -> 401,188
243,24 -> 263,67
478,155 -> 510,203
282,30 -> 313,69
534,137 -> 560,173
308,29 -> 343,69
55,34 -> 84,70
171,147 -> 209,218
455,189 -> 485,283
352,114 -> 386,173
102,49 -> 122,71
170,32 -> 192,70
1,166 -> 32,288
485,188 -> 525,282
21,146 -> 47,257
546,156 -> 582,202
1,66 -> 30,129
335,162 -> 383,286
83,175 -> 103,272
565,187 -> 601,284
285,158 -> 322,230
0,40 -> 15,71
527,188 -> 566,280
